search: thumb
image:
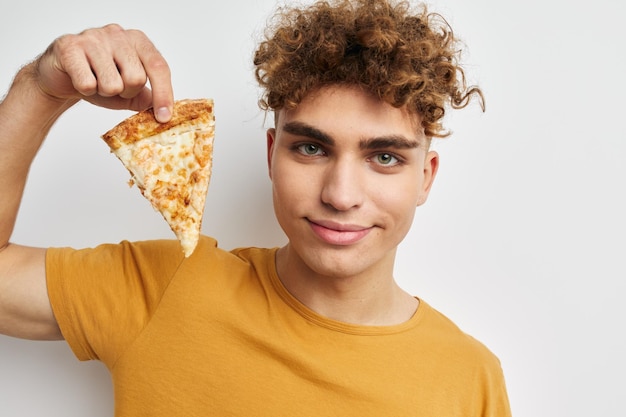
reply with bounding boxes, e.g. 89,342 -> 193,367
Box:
82,86 -> 154,113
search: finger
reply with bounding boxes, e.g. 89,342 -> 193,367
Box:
101,26 -> 150,100
125,86 -> 154,111
112,51 -> 148,100
45,34 -> 100,98
129,29 -> 174,122
84,85 -> 153,111
85,50 -> 125,98
75,24 -> 146,99
80,25 -> 131,98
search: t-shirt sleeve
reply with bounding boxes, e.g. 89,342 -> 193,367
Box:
420,302 -> 512,417
478,354 -> 512,417
46,239 -> 185,366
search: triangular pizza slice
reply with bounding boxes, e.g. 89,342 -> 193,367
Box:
101,98 -> 215,257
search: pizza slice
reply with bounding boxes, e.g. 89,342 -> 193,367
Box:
101,98 -> 215,257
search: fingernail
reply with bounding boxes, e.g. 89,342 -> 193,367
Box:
155,107 -> 171,123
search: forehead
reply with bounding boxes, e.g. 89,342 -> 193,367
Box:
276,85 -> 426,144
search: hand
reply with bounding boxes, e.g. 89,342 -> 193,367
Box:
35,24 -> 174,122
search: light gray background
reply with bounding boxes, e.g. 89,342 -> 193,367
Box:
1,0 -> 624,416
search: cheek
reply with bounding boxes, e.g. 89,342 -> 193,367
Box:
371,177 -> 421,227
272,160 -> 298,196
375,175 -> 422,208
271,160 -> 310,215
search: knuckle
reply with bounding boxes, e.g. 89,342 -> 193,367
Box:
125,28 -> 146,38
124,72 -> 148,89
74,78 -> 98,96
79,24 -> 125,45
98,80 -> 124,97
147,56 -> 170,74
52,33 -> 78,55
102,23 -> 125,34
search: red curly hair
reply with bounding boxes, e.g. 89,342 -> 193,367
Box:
254,0 -> 483,138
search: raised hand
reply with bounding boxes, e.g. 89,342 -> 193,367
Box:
35,23 -> 174,122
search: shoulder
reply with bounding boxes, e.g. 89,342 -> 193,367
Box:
416,301 -> 510,411
418,300 -> 503,367
183,237 -> 277,269
157,237 -> 279,294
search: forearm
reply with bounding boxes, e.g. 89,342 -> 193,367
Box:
0,61 -> 78,247
0,24 -> 174,341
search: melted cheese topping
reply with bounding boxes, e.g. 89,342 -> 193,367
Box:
113,122 -> 214,256
117,127 -> 197,189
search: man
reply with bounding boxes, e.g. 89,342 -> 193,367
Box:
0,0 -> 511,415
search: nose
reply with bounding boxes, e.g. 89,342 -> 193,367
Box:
320,158 -> 365,211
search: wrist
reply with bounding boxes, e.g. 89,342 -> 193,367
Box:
14,61 -> 79,110
0,61 -> 77,158
1,61 -> 79,144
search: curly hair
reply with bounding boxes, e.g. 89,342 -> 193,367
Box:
254,0 -> 483,138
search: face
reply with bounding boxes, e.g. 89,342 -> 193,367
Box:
266,85 -> 438,280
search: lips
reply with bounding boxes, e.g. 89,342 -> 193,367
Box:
307,219 -> 373,246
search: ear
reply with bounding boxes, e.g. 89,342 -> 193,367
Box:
266,128 -> 276,179
416,150 -> 439,206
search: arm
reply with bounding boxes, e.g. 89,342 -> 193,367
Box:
0,24 -> 174,340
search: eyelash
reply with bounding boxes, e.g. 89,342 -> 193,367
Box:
296,143 -> 325,156
372,152 -> 402,166
293,142 -> 404,168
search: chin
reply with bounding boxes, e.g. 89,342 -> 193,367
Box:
301,244 -> 390,280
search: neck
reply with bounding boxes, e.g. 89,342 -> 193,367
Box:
275,245 -> 418,326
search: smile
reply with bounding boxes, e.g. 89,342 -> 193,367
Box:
307,219 -> 373,246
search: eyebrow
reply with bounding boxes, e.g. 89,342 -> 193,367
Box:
281,121 -> 422,150
360,136 -> 420,150
282,121 -> 334,145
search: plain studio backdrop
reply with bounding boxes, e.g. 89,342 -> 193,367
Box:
1,0 -> 624,416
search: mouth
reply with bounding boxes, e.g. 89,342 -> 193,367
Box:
307,218 -> 373,246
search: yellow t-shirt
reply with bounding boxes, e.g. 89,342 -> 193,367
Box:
47,236 -> 511,417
